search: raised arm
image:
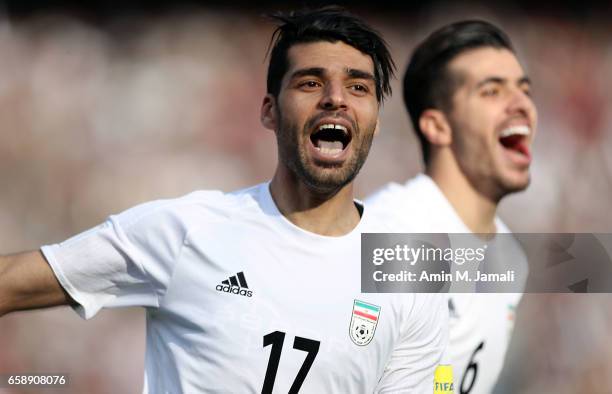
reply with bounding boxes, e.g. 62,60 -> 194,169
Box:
0,251 -> 73,317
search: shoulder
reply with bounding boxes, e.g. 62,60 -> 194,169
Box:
364,181 -> 406,207
364,176 -> 433,230
111,184 -> 266,234
366,175 -> 432,211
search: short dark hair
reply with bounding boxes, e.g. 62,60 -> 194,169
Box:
403,20 -> 514,164
266,6 -> 395,103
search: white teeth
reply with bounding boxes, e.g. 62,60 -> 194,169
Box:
317,146 -> 343,155
500,125 -> 530,138
313,124 -> 348,156
316,140 -> 343,151
318,123 -> 348,133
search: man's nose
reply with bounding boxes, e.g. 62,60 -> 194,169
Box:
319,81 -> 348,111
507,87 -> 535,120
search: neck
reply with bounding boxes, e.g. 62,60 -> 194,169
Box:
426,154 -> 498,234
269,166 -> 360,236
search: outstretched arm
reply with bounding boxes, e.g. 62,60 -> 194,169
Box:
0,251 -> 74,317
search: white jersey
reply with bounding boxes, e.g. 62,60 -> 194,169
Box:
42,182 -> 448,394
366,174 -> 522,394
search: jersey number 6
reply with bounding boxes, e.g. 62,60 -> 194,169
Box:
460,341 -> 485,394
261,331 -> 320,394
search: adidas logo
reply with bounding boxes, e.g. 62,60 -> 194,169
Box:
215,271 -> 253,297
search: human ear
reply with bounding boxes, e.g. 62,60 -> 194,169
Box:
260,94 -> 277,131
419,109 -> 452,147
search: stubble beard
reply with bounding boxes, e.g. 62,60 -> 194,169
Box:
276,113 -> 375,195
449,116 -> 531,202
458,151 -> 531,203
496,172 -> 530,198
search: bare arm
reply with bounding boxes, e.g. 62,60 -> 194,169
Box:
0,251 -> 74,317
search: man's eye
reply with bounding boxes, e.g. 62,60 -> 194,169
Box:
349,83 -> 371,95
481,87 -> 500,97
299,81 -> 321,88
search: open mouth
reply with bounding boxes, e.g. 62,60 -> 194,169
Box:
310,123 -> 352,157
499,125 -> 531,159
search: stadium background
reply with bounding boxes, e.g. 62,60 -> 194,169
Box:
0,1 -> 611,393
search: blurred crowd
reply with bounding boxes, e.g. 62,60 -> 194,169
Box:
0,4 -> 610,393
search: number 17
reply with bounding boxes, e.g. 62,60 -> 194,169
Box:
261,331 -> 320,394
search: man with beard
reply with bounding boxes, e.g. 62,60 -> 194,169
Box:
367,20 -> 537,394
0,7 -> 448,393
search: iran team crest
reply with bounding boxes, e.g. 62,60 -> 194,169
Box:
349,300 -> 381,346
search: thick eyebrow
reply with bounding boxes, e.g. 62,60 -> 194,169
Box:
288,67 -> 375,82
289,67 -> 325,80
475,76 -> 506,88
346,68 -> 376,82
476,75 -> 532,88
517,76 -> 532,86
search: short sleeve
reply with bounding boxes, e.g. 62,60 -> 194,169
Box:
41,199 -> 191,320
375,293 -> 450,393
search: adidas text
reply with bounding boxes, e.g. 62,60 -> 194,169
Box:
216,284 -> 253,297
